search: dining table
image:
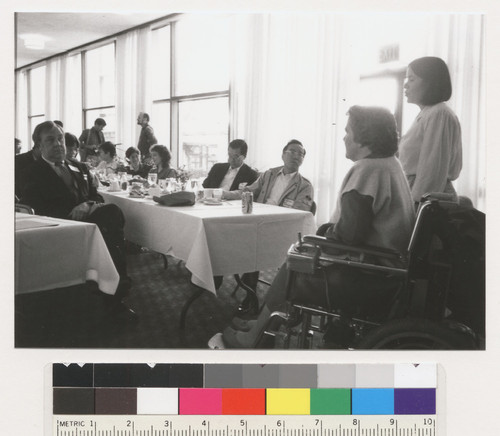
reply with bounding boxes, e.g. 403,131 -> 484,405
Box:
100,189 -> 317,291
15,212 -> 119,295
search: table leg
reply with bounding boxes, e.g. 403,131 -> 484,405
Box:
179,287 -> 205,329
233,274 -> 260,315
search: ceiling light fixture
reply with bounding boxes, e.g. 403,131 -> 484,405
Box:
20,33 -> 50,50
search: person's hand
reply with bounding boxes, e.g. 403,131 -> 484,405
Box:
68,202 -> 92,221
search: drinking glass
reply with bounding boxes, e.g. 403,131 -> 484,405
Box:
148,173 -> 158,185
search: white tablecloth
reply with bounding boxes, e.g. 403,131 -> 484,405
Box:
15,213 -> 119,295
100,191 -> 317,294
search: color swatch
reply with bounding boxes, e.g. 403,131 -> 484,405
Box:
52,364 -> 437,416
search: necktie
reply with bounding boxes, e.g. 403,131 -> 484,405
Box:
54,161 -> 78,193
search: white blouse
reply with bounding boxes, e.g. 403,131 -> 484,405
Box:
399,102 -> 462,202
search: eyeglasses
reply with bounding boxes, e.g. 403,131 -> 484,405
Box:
285,149 -> 305,157
228,153 -> 244,160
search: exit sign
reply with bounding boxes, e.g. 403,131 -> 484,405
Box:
379,44 -> 399,63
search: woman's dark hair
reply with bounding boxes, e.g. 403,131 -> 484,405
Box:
150,144 -> 172,167
347,106 -> 399,157
98,141 -> 116,158
408,56 -> 452,105
125,146 -> 140,160
64,132 -> 80,149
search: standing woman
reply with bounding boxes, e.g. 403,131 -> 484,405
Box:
399,56 -> 462,204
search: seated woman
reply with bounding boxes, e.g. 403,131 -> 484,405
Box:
209,106 -> 416,348
149,144 -> 177,180
64,132 -> 80,161
96,141 -> 119,176
125,146 -> 151,178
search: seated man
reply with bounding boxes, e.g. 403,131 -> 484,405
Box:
15,138 -> 43,199
20,121 -> 134,318
224,139 -> 315,312
203,139 -> 259,191
209,106 -> 415,348
223,139 -> 314,211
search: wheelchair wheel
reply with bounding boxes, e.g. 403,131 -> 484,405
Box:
356,318 -> 477,350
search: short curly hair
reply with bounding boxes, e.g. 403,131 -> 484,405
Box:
98,141 -> 116,158
150,144 -> 172,167
125,146 -> 140,160
347,106 -> 398,157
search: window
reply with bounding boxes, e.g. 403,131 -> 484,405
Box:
28,65 -> 46,136
83,43 -> 116,143
178,97 -> 229,172
150,15 -> 231,175
151,25 -> 171,147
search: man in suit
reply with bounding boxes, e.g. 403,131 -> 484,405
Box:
79,118 -> 106,163
224,139 -> 315,313
137,112 -> 158,162
203,139 -> 259,191
224,139 -> 314,210
15,142 -> 41,199
20,121 -> 135,319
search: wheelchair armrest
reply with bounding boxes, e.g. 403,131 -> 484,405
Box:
302,235 -> 403,260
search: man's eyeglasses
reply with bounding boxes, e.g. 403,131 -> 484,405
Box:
285,149 -> 305,158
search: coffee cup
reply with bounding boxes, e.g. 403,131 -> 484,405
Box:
213,189 -> 223,201
204,188 -> 214,199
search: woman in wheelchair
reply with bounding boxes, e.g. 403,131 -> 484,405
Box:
209,106 -> 416,349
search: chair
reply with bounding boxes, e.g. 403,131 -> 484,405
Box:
259,193 -> 484,350
15,203 -> 35,215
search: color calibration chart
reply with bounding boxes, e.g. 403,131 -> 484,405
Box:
49,363 -> 441,436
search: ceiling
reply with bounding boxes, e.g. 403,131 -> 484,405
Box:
16,12 -> 170,69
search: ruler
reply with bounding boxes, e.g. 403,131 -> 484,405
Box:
53,415 -> 437,436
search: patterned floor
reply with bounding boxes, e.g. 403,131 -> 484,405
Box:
15,250 -> 280,349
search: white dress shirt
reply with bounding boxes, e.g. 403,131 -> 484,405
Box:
266,169 -> 297,205
219,164 -> 243,191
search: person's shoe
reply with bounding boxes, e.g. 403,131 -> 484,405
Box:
208,333 -> 226,349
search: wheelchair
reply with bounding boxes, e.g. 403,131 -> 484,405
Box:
259,193 -> 485,350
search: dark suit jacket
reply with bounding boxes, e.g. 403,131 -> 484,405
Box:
15,150 -> 38,198
202,163 -> 259,191
20,159 -> 103,219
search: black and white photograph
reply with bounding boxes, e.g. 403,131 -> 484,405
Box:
3,1 -> 500,434
13,11 -> 486,350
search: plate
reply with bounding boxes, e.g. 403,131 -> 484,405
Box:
203,199 -> 223,205
107,188 -> 122,193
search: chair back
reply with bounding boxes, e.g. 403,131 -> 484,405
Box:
310,201 -> 317,216
15,204 -> 35,214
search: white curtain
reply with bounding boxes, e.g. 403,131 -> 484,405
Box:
15,70 -> 29,151
61,53 -> 82,137
45,56 -> 65,121
425,14 -> 485,211
232,14 -> 358,224
115,27 -> 152,156
232,13 -> 485,222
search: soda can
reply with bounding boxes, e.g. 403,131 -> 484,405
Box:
242,191 -> 253,214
